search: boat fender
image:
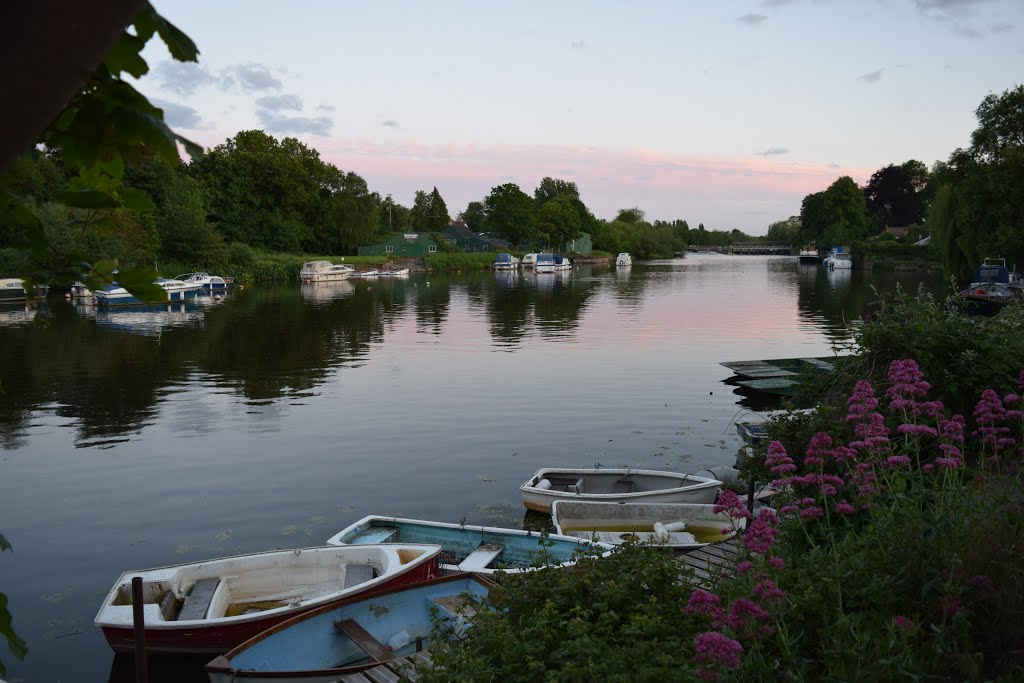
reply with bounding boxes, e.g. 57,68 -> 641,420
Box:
652,522 -> 670,543
535,478 -> 552,490
696,466 -> 742,486
663,521 -> 687,532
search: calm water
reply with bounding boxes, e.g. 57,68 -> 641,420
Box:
0,256 -> 944,682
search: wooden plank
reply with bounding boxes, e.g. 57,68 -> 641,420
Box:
344,563 -> 376,589
335,618 -> 396,663
362,664 -> 401,683
387,657 -> 419,682
177,577 -> 219,621
801,357 -> 835,371
457,544 -> 503,572
337,674 -> 374,683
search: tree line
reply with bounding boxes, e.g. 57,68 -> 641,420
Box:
782,85 -> 1023,282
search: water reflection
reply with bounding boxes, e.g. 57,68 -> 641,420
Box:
299,280 -> 354,304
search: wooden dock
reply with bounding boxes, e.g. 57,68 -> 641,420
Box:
677,538 -> 743,587
337,650 -> 433,682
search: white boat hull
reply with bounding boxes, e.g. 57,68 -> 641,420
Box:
520,468 -> 722,513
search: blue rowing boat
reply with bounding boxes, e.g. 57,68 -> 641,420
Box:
206,573 -> 493,683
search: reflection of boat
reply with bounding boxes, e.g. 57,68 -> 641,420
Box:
206,574 -> 493,683
0,304 -> 37,325
299,261 -> 355,282
326,516 -> 609,575
0,278 -> 27,302
826,266 -> 851,288
533,269 -> 569,293
94,544 -> 441,655
521,253 -> 538,268
94,278 -> 205,305
493,269 -> 520,287
175,272 -> 232,291
300,280 -> 355,302
520,467 -> 722,513
615,253 -> 632,267
535,253 -> 572,273
493,253 -> 520,270
551,501 -> 741,550
92,303 -> 207,336
798,246 -> 820,264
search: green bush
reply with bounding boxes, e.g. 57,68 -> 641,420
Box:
424,252 -> 495,272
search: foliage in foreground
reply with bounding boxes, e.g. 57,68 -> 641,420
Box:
423,362 -> 1024,681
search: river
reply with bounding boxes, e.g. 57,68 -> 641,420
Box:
0,255 -> 945,682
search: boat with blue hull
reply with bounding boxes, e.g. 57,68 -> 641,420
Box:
94,278 -> 206,306
206,573 -> 494,683
326,515 -> 610,574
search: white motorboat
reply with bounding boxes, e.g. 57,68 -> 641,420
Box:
94,278 -> 205,305
615,253 -> 632,267
493,253 -> 520,270
520,467 -> 722,513
535,253 -> 572,273
0,278 -> 27,303
175,272 -> 232,291
520,253 -> 538,268
299,261 -> 356,283
551,501 -> 743,550
95,543 -> 441,655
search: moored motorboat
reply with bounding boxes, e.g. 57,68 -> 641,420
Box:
0,278 -> 27,303
299,261 -> 356,283
205,573 -> 494,683
377,268 -> 410,277
326,516 -> 610,574
551,501 -> 742,550
520,467 -> 722,513
615,253 -> 632,267
520,253 -> 538,268
94,543 -> 441,655
493,253 -> 520,271
797,246 -> 820,264
953,258 -> 1016,316
350,269 -> 380,278
94,278 -> 205,305
535,253 -> 572,273
175,272 -> 232,291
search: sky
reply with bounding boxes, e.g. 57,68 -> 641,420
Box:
135,0 -> 1024,234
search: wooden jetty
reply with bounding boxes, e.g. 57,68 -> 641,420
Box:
336,650 -> 433,682
677,538 -> 743,588
720,356 -> 846,396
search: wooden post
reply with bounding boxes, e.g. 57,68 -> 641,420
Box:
131,576 -> 148,683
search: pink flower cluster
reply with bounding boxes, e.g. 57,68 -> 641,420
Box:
886,359 -> 943,418
972,389 -> 1016,453
693,631 -> 742,674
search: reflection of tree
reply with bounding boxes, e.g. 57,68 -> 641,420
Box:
411,275 -> 450,336
608,265 -> 649,308
485,271 -> 533,350
532,272 -> 595,339
794,262 -> 946,346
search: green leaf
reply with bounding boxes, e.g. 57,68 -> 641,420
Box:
120,187 -> 156,213
153,13 -> 199,62
103,32 -> 149,78
56,189 -> 120,209
176,134 -> 204,161
0,534 -> 9,552
115,267 -> 165,303
0,593 -> 28,675
132,4 -> 159,43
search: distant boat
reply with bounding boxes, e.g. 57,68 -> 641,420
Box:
206,573 -> 494,683
299,261 -> 355,283
326,516 -> 610,575
954,258 -> 1016,316
615,253 -> 633,267
520,253 -> 538,268
493,253 -> 520,271
535,253 -> 571,274
377,268 -> 410,277
735,421 -> 768,445
350,269 -> 380,278
0,278 -> 27,303
551,501 -> 742,550
94,544 -> 441,655
69,281 -> 93,300
94,278 -> 205,306
175,272 -> 232,291
520,467 -> 722,513
797,246 -> 820,264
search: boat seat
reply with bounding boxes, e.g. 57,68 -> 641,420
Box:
433,594 -> 478,619
612,479 -> 635,494
458,544 -> 504,571
358,528 -> 398,544
343,563 -> 376,589
334,618 -> 396,663
177,577 -> 220,621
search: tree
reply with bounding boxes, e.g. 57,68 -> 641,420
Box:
459,201 -> 486,230
534,177 -> 580,206
483,183 -> 536,248
863,161 -> 928,230
537,195 -> 582,249
410,190 -> 430,230
970,84 -> 1024,162
766,216 -> 800,244
799,192 -> 828,246
615,207 -> 646,224
426,187 -> 450,232
821,176 -> 870,247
